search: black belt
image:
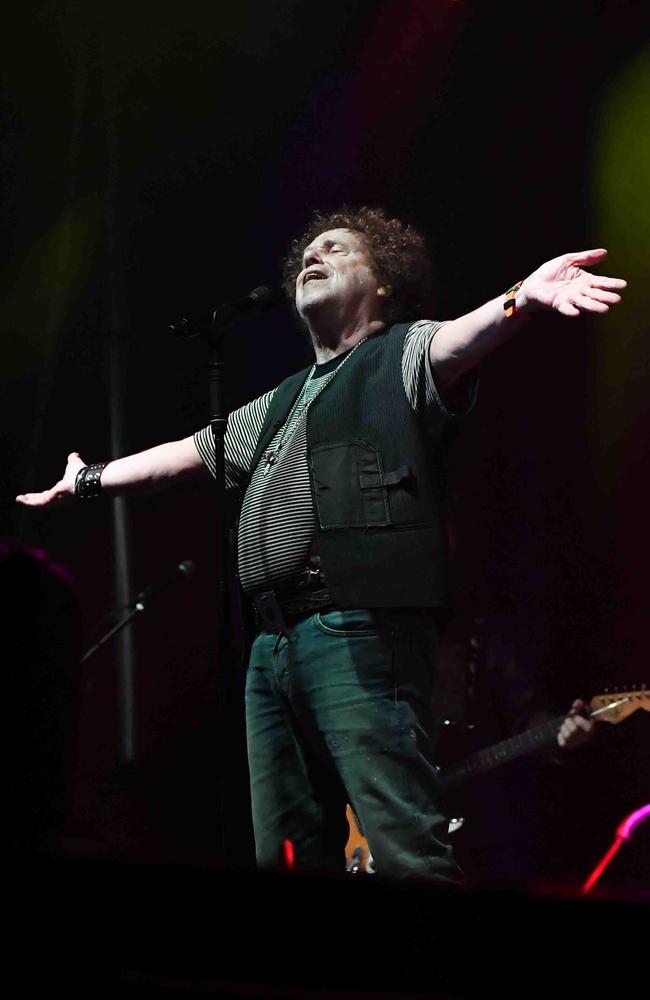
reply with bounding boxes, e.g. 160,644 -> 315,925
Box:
252,579 -> 336,634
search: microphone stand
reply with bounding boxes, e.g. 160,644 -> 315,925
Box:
80,603 -> 143,666
169,290 -> 284,866
204,313 -> 243,864
206,321 -> 229,641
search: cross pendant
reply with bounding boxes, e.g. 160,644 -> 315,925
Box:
262,450 -> 278,475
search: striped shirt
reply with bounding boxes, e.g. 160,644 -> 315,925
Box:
194,320 -> 464,595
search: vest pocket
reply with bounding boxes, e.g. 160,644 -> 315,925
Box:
309,440 -> 411,529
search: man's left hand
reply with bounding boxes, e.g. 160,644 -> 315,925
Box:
520,249 -> 627,317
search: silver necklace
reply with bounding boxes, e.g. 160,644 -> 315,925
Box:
262,336 -> 367,475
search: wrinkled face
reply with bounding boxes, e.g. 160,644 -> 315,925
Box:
294,228 -> 387,323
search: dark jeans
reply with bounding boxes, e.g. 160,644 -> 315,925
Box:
245,608 -> 461,882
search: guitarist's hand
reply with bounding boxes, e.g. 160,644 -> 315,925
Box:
557,699 -> 595,749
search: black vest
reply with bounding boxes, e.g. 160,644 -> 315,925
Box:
249,323 -> 453,608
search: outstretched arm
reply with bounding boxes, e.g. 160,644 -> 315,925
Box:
430,248 -> 627,393
16,436 -> 208,508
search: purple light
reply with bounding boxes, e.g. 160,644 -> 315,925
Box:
583,802 -> 650,893
617,803 -> 650,840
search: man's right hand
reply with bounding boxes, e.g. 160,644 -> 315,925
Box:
16,452 -> 87,508
16,436 -> 208,507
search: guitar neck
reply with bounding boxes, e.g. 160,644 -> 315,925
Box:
436,688 -> 646,794
438,714 -> 566,793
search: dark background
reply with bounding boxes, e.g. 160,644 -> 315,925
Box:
2,2 -> 648,888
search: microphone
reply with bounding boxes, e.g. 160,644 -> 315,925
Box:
169,285 -> 285,338
134,559 -> 197,610
79,560 -> 198,665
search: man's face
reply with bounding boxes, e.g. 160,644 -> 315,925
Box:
294,228 -> 387,325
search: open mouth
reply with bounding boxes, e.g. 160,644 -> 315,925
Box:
303,269 -> 327,284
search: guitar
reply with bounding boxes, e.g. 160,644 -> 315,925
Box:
345,687 -> 649,873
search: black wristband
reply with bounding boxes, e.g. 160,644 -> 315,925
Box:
75,463 -> 108,499
504,280 -> 523,317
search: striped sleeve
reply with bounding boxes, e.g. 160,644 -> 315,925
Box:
193,388 -> 276,489
403,320 -> 478,428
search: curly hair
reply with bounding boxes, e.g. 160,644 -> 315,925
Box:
282,206 -> 433,324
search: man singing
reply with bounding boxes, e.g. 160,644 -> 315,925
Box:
18,207 -> 615,880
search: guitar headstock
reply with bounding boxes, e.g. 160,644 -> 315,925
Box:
589,687 -> 649,724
